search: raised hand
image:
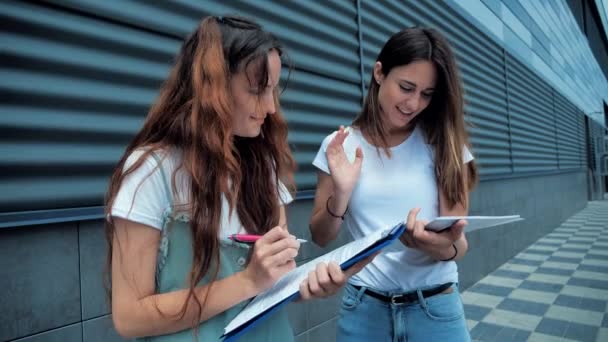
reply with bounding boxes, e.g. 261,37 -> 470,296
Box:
400,208 -> 466,261
326,126 -> 363,196
241,226 -> 301,292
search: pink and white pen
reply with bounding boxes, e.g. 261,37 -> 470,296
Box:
228,234 -> 307,244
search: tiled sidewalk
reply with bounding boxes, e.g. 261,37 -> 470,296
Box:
462,201 -> 608,342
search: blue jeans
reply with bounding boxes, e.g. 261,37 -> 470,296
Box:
337,283 -> 471,342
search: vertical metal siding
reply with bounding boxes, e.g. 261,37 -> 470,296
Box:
1,0 -> 359,215
507,55 -> 558,172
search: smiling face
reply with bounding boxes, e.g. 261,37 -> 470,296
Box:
229,49 -> 282,137
374,60 -> 437,134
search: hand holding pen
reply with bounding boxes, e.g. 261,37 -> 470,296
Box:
238,225 -> 301,293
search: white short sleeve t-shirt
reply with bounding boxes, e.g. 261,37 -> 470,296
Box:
111,149 -> 293,238
313,126 -> 474,292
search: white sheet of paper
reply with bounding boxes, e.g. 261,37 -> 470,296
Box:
223,225 -> 395,335
425,215 -> 522,232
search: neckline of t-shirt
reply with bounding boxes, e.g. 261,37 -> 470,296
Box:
350,125 -> 419,151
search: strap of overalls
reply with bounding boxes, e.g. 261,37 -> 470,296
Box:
150,152 -> 174,290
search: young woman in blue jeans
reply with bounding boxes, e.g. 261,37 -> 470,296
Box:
310,27 -> 478,341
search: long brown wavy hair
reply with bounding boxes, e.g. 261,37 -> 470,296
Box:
104,16 -> 295,327
353,27 -> 478,208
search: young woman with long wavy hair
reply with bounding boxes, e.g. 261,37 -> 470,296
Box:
106,16 -> 368,341
310,27 -> 479,341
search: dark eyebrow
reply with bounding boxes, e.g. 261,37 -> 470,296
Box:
401,80 -> 435,92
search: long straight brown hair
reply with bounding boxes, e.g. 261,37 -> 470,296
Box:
353,27 -> 477,208
104,16 -> 295,327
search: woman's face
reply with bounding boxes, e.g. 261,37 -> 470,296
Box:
229,50 -> 282,137
374,60 -> 437,133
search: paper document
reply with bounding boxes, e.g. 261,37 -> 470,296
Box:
223,222 -> 406,340
425,215 -> 522,233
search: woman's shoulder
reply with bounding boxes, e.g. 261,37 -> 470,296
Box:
111,147 -> 183,230
121,147 -> 188,201
123,147 -> 181,173
318,126 -> 365,151
414,126 -> 474,163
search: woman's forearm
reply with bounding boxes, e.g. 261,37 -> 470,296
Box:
433,235 -> 468,261
113,271 -> 258,338
310,191 -> 350,247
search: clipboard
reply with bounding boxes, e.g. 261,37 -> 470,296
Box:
222,221 -> 406,341
424,215 -> 522,233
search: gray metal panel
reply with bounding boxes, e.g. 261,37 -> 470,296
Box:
1,0 -> 360,215
282,69 -> 361,189
0,223 -> 80,340
49,0 -> 361,82
554,91 -> 584,169
592,121 -> 606,154
82,315 -> 127,342
507,54 -> 558,172
1,0 -> 164,213
578,110 -> 587,167
360,0 -> 512,176
12,323 -> 82,342
588,119 -> 597,169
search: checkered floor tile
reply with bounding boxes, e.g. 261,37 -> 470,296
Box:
462,201 -> 608,342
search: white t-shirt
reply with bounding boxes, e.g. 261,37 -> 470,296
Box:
111,149 -> 293,239
313,126 -> 474,292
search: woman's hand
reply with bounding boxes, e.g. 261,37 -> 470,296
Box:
298,253 -> 377,300
241,226 -> 300,293
400,208 -> 467,261
326,126 -> 363,196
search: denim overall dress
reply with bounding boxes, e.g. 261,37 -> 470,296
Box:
136,155 -> 294,341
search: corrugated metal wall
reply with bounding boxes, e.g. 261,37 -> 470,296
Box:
590,119 -> 606,166
554,90 -> 585,169
2,0 -> 169,214
1,0 -> 593,226
0,0 -> 361,221
507,54 -> 559,172
578,109 -> 588,168
429,1 -> 513,177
